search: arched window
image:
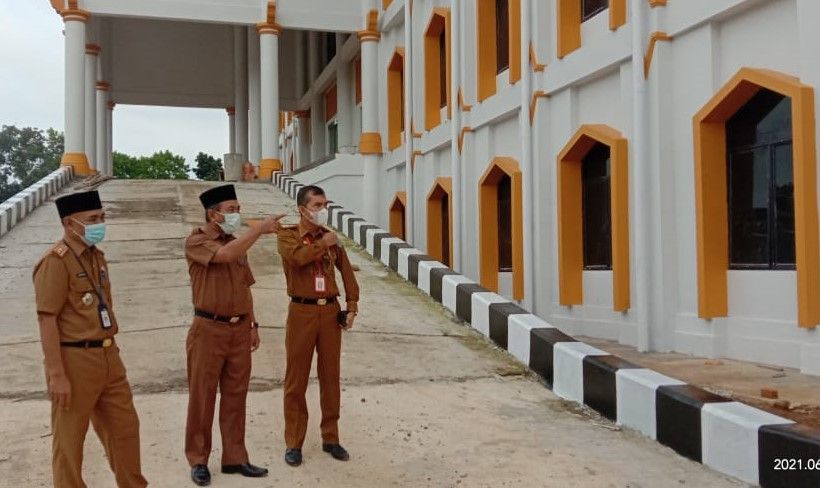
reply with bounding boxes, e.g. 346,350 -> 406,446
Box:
387,49 -> 405,151
427,177 -> 453,266
424,9 -> 451,130
476,0 -> 521,102
389,192 -> 407,240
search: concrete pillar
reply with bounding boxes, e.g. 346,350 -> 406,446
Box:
449,0 -> 462,272
519,0 -> 534,308
106,101 -> 114,175
258,21 -> 282,179
84,43 -> 99,172
358,7 -> 383,223
403,1 -> 415,243
247,28 -> 262,167
295,31 -> 306,98
95,81 -> 109,176
336,33 -> 355,153
60,5 -> 91,175
227,106 -> 236,154
234,26 -> 248,162
308,32 -> 320,84
296,111 -> 311,170
310,95 -> 325,161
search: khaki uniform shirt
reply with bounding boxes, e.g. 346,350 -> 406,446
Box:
33,233 -> 118,341
277,222 -> 359,312
185,222 -> 255,317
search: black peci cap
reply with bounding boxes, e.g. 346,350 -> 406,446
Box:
55,191 -> 102,219
199,184 -> 237,209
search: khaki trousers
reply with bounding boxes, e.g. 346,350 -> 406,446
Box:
283,301 -> 343,448
184,317 -> 252,466
52,345 -> 147,488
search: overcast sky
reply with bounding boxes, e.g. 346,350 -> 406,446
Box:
0,0 -> 229,166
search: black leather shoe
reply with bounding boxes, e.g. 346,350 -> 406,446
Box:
322,443 -> 350,461
285,448 -> 302,467
191,464 -> 211,486
221,462 -> 268,478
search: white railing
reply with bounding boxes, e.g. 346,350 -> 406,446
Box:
0,166 -> 75,238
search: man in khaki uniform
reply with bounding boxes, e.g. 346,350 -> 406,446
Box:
184,184 -> 283,486
33,190 -> 148,488
277,184 -> 359,467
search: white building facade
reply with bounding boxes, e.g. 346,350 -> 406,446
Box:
51,0 -> 820,374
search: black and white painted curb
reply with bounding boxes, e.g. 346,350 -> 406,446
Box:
0,166 -> 74,238
273,172 -> 820,488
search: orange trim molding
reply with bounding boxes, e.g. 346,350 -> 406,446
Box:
644,31 -> 672,78
411,150 -> 423,172
85,43 -> 100,55
410,120 -> 423,139
357,10 -> 381,42
557,125 -> 631,311
476,0 -> 521,101
226,106 -> 236,116
60,152 -> 91,176
693,67 -> 820,328
389,191 -> 407,240
556,0 -> 581,58
325,83 -> 338,122
387,47 -> 405,151
458,87 -> 472,112
424,8 -> 452,131
95,81 -> 110,91
529,42 -> 546,72
610,0 -> 627,31
427,177 -> 454,265
458,127 -> 473,154
529,90 -> 549,125
383,0 -> 393,10
479,157 -> 524,300
509,0 -> 522,84
259,158 -> 282,179
359,132 -> 383,154
256,1 -> 282,35
649,0 -> 667,7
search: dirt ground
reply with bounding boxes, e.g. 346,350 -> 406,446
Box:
0,179 -> 746,487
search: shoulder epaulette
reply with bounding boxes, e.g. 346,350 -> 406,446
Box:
51,242 -> 69,258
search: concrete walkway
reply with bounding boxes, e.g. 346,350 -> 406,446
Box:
0,180 -> 745,487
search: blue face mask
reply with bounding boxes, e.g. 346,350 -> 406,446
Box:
217,212 -> 241,234
74,220 -> 106,245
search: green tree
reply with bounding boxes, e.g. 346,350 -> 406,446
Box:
0,125 -> 63,202
193,152 -> 222,181
113,150 -> 189,180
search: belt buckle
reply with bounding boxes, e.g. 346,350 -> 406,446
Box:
317,298 -> 327,306
102,338 -> 113,348
229,316 -> 240,324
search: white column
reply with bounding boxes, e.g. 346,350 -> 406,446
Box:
227,107 -> 236,153
403,1 -> 415,243
61,7 -> 91,174
631,0 -> 653,351
258,22 -> 281,179
106,101 -> 114,175
234,26 -> 248,162
336,33 -> 355,153
84,44 -> 98,172
519,0 -> 535,308
310,95 -> 325,161
95,81 -> 108,176
358,5 -> 382,223
247,28 -> 262,167
449,0 -> 462,272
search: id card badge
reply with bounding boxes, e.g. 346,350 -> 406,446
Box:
99,304 -> 113,329
314,276 -> 326,293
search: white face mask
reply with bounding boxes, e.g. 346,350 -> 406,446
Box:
309,208 -> 328,226
217,212 -> 241,234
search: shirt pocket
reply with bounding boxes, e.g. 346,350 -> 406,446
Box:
68,276 -> 97,309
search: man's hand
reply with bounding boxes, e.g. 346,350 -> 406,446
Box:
259,214 -> 286,234
321,231 -> 338,248
250,327 -> 261,352
48,373 -> 71,410
343,311 -> 356,331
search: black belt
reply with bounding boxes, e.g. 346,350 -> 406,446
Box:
291,296 -> 338,306
194,309 -> 247,324
61,338 -> 114,348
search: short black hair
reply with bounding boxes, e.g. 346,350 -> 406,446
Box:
297,185 -> 326,207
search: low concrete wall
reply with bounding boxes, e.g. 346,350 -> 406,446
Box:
285,154 -> 364,215
0,166 -> 75,238
273,171 -> 820,488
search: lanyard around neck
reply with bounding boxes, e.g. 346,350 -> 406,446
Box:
62,239 -> 108,307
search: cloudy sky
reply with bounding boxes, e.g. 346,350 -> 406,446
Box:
0,0 -> 229,165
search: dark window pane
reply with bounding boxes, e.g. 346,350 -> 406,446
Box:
726,89 -> 794,270
728,148 -> 770,266
441,194 -> 450,267
582,143 -> 612,270
496,0 -> 509,74
327,122 -> 338,155
399,69 -> 405,131
439,29 -> 448,109
497,175 -> 513,271
582,0 -> 608,22
773,142 -> 795,267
